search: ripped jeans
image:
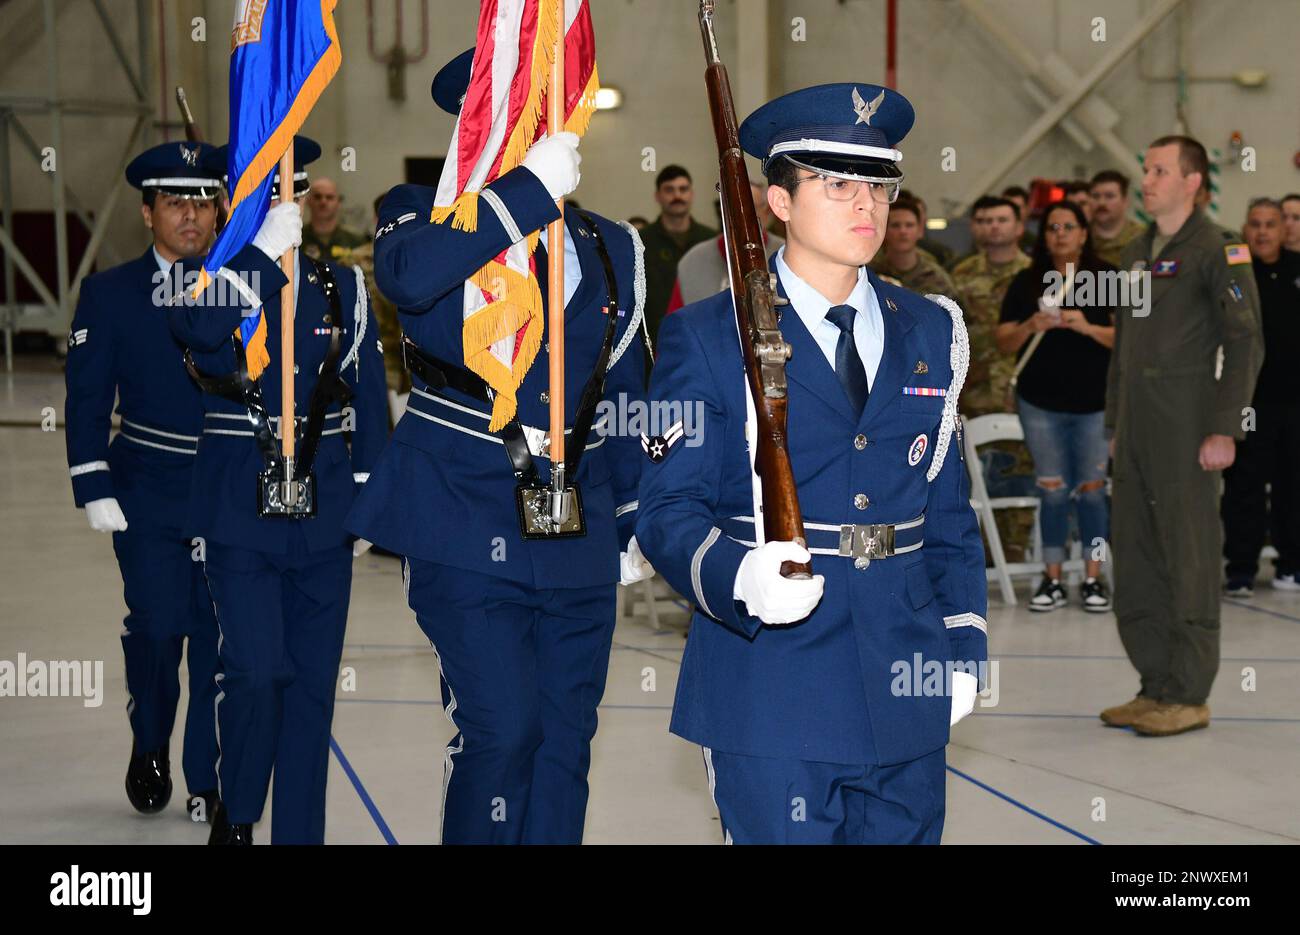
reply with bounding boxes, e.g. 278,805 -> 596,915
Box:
1016,396 -> 1110,566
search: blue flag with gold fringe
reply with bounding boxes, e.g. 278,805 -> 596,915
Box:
193,0 -> 341,378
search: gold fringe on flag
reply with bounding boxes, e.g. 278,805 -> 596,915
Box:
429,0 -> 601,429
429,189 -> 480,230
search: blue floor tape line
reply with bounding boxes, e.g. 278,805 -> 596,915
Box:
329,735 -> 399,845
946,764 -> 1103,845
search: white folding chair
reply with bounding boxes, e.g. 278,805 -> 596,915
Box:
962,413 -> 1043,605
621,576 -> 687,635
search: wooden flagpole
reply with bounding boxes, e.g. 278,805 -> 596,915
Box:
546,0 -> 566,470
278,147 -> 296,471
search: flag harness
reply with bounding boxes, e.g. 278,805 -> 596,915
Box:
401,210 -> 621,539
184,256 -> 353,518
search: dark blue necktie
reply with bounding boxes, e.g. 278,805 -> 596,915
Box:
826,304 -> 869,415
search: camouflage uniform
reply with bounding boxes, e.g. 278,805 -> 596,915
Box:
871,250 -> 961,303
951,249 -> 1035,563
951,250 -> 1031,415
301,224 -> 369,263
1091,218 -> 1146,268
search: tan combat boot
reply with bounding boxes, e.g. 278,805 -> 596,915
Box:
1132,703 -> 1211,736
1099,695 -> 1160,727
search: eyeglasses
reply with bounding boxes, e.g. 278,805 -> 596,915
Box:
1046,222 -> 1080,233
792,173 -> 901,204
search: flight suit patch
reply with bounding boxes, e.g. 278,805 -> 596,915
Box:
1224,243 -> 1251,265
1152,259 -> 1179,277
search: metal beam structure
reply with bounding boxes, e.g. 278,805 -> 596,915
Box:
956,0 -> 1186,214
959,0 -> 1145,184
0,0 -> 155,370
7,114 -> 122,267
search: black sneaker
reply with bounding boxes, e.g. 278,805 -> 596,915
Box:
1081,577 -> 1111,613
1224,577 -> 1254,598
1029,576 -> 1067,612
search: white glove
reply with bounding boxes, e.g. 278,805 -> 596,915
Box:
352,538 -> 372,558
85,497 -> 128,533
521,131 -> 581,200
619,536 -> 655,586
252,201 -> 303,261
950,671 -> 979,726
732,540 -> 825,626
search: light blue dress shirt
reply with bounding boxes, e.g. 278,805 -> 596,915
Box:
775,246 -> 884,390
540,225 -> 582,307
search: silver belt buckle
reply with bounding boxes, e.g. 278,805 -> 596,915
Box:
839,523 -> 895,570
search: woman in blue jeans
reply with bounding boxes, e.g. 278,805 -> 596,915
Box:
996,200 -> 1116,612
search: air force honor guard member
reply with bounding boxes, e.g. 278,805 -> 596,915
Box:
65,142 -> 222,821
637,85 -> 987,844
345,50 -> 650,845
168,137 -> 387,844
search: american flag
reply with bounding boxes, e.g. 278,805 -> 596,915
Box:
433,0 -> 599,431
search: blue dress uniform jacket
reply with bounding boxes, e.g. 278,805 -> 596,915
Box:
66,249 -> 204,520
167,242 -> 386,842
345,166 -> 645,587
168,244 -> 388,552
64,247 -> 219,793
637,265 -> 988,767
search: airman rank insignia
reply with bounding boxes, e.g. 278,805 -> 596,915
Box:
1224,243 -> 1251,265
641,420 -> 684,463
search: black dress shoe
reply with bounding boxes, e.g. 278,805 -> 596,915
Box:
125,744 -> 172,814
207,803 -> 253,845
187,789 -> 219,824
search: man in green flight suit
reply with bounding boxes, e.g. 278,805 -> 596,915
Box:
1101,135 -> 1263,737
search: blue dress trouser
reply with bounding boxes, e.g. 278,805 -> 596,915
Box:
703,746 -> 947,844
403,559 -> 617,845
202,528 -> 352,844
111,525 -> 219,794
